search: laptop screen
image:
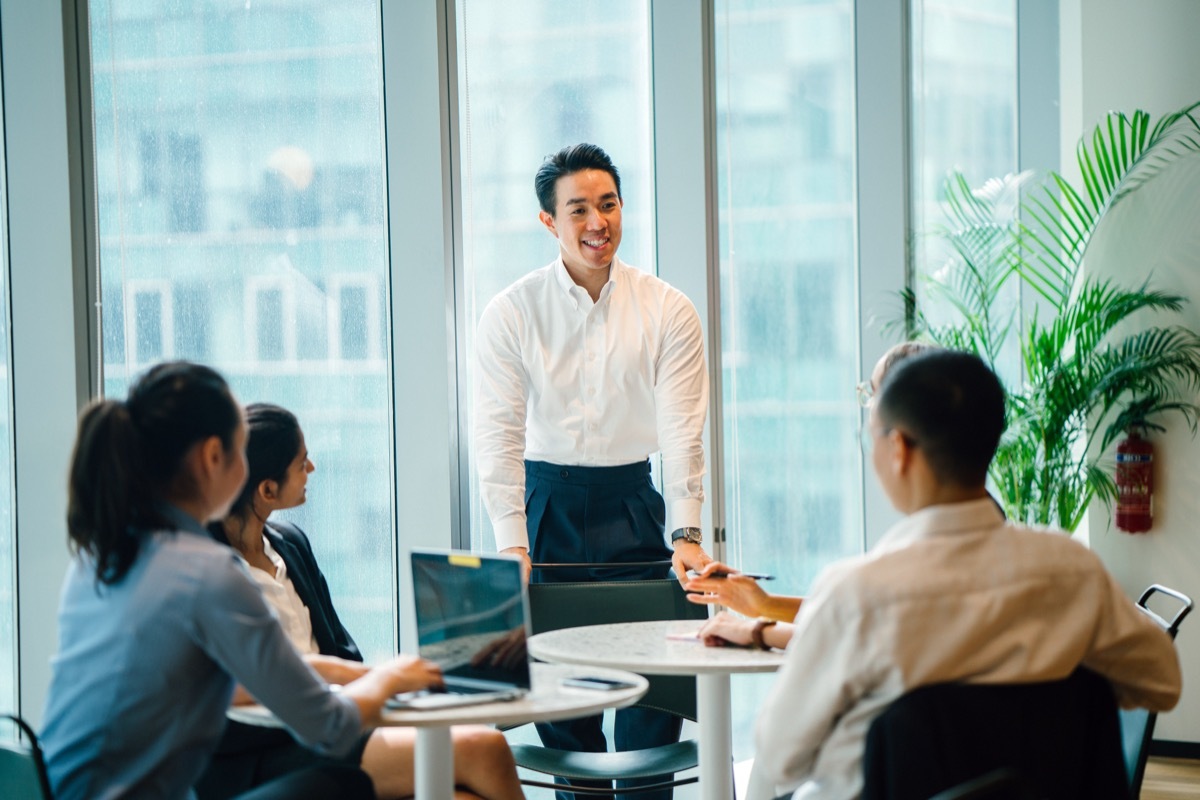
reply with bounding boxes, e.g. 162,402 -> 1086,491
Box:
409,549 -> 531,691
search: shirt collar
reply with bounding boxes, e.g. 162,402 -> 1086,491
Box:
156,502 -> 211,538
874,496 -> 1007,553
551,254 -> 622,301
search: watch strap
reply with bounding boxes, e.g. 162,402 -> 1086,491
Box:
751,617 -> 778,651
671,527 -> 703,545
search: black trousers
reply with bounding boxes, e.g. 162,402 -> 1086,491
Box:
197,723 -> 373,800
525,459 -> 680,800
232,763 -> 374,800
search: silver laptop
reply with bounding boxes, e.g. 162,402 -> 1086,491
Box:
389,549 -> 532,710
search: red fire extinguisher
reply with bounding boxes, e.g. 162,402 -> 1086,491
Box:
1115,427 -> 1154,533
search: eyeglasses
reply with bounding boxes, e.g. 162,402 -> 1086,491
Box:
855,380 -> 874,408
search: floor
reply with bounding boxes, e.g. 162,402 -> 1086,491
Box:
1142,757 -> 1200,800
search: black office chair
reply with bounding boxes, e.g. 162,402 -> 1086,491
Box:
860,667 -> 1130,800
506,562 -> 709,796
0,713 -> 53,799
1120,584 -> 1193,799
926,769 -> 1032,800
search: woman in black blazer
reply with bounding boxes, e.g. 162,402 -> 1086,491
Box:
197,403 -> 524,800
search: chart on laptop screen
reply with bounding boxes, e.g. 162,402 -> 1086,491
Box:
410,551 -> 531,691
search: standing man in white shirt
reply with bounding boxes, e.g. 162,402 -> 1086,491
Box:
474,143 -> 714,799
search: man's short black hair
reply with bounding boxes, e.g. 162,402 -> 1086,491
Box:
534,143 -> 622,215
875,350 -> 1006,488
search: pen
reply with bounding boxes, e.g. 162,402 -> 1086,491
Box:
721,571 -> 775,581
689,570 -> 775,581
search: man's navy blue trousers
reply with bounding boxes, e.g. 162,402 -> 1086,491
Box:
525,459 -> 681,800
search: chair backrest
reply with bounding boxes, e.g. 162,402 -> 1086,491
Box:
0,714 -> 52,799
526,576 -> 708,719
1120,584 -> 1193,798
861,668 -> 1130,800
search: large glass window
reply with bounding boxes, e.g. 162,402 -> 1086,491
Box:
714,0 -> 859,754
910,0 -> 1019,343
88,1 -> 395,659
715,0 -> 860,618
457,0 -> 656,552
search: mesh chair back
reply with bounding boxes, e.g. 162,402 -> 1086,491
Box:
526,577 -> 708,719
861,668 -> 1129,800
1120,584 -> 1193,797
0,714 -> 52,799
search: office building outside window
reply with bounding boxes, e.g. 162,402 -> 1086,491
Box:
88,0 -> 396,660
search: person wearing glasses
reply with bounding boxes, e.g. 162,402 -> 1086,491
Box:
697,350 -> 1180,800
685,341 -> 934,623
474,142 -> 713,799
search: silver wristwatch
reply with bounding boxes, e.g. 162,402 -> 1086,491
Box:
670,526 -> 703,545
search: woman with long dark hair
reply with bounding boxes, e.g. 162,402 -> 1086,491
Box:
198,402 -> 523,800
41,362 -> 444,800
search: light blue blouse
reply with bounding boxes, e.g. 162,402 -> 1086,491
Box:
41,506 -> 362,800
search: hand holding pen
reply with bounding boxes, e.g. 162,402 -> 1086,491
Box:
683,561 -> 803,621
695,570 -> 775,581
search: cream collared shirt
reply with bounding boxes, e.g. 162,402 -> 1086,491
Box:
755,498 -> 1182,800
474,256 -> 709,552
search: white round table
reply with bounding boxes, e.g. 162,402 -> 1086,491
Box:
528,619 -> 786,800
228,662 -> 646,800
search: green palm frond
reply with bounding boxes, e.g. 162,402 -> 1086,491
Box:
898,101 -> 1200,530
1018,103 -> 1200,308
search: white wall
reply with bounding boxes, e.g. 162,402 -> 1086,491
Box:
1063,0 -> 1200,744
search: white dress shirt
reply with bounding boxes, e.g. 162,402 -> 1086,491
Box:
475,256 -> 708,553
755,498 -> 1182,800
244,535 -> 320,656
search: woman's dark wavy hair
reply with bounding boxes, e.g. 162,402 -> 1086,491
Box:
67,361 -> 240,584
226,403 -> 303,522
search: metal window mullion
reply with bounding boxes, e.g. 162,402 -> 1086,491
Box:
649,0 -> 725,560
854,0 -> 912,549
380,0 -> 461,654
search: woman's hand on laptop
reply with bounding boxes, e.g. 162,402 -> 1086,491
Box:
342,655 -> 445,725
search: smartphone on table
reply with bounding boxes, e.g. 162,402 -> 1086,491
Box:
561,676 -> 639,691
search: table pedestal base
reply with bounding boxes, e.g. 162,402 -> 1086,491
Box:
698,673 -> 733,800
416,726 -> 453,800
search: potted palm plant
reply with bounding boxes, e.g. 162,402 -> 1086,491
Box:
906,101 -> 1200,530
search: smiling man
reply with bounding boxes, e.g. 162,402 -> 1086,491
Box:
474,143 -> 712,800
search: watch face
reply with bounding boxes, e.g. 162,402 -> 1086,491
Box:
674,527 -> 702,544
